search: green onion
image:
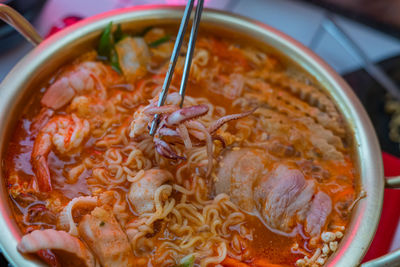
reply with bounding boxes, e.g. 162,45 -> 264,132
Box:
149,35 -> 171,47
99,221 -> 105,227
110,49 -> 122,74
97,22 -> 122,74
175,255 -> 194,267
98,22 -> 114,59
114,24 -> 128,43
138,26 -> 153,36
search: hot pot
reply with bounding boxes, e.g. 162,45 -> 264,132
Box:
0,4 -> 399,267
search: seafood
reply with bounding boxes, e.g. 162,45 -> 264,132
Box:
58,196 -> 98,236
7,25 -> 358,267
17,229 -> 97,267
129,100 -> 256,176
31,114 -> 90,192
41,61 -> 119,110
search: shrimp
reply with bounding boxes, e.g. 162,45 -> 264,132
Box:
31,114 -> 90,192
41,61 -> 120,110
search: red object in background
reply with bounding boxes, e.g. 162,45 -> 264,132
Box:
363,152 -> 400,262
46,16 -> 82,37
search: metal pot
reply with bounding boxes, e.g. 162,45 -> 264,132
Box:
0,4 -> 399,267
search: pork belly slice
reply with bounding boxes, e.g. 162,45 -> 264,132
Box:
255,164 -> 315,232
214,148 -> 264,212
214,149 -> 332,238
255,164 -> 332,237
305,191 -> 332,237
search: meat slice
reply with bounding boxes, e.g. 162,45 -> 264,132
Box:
305,191 -> 332,237
254,164 -> 332,237
214,149 -> 264,211
255,164 -> 314,232
17,229 -> 96,267
78,206 -> 135,267
287,180 -> 315,223
128,169 -> 173,215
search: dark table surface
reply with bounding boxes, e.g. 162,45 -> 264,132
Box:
344,55 -> 400,158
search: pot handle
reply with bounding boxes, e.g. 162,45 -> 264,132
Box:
0,4 -> 42,46
361,175 -> 400,266
361,249 -> 400,267
385,176 -> 400,189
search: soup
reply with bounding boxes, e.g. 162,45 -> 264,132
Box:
5,24 -> 360,267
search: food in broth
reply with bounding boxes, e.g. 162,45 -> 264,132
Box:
5,23 -> 360,267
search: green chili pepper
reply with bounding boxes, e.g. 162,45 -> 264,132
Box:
149,35 -> 171,47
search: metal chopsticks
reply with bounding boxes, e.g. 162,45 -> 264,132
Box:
178,0 -> 204,108
149,0 -> 204,136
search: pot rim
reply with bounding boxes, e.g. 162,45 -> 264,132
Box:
0,5 -> 384,267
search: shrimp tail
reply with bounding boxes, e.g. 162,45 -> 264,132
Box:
31,132 -> 53,192
32,155 -> 52,192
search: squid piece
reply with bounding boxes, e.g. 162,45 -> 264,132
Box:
78,206 -> 135,267
154,137 -> 185,160
128,169 -> 173,215
58,196 -> 98,236
143,105 -> 179,116
17,229 -> 97,267
128,96 -> 257,178
153,105 -> 255,163
208,107 -> 257,135
164,104 -> 209,126
151,105 -> 210,161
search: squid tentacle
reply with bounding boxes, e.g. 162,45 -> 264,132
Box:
154,137 -> 186,160
208,107 -> 257,135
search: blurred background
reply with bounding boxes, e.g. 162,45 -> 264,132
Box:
0,0 -> 400,265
